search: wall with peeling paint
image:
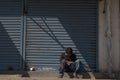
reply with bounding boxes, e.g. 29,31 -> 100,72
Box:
99,0 -> 120,72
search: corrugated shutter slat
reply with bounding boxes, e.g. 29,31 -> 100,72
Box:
0,0 -> 22,70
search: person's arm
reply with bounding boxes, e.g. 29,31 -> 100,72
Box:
74,54 -> 77,61
66,61 -> 73,65
66,54 -> 76,65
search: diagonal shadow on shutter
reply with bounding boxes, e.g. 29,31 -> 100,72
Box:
0,0 -> 22,70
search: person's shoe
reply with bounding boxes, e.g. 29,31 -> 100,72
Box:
69,73 -> 74,78
73,73 -> 79,79
58,73 -> 63,78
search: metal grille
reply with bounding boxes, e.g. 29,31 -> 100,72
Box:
0,0 -> 22,70
25,0 -> 98,71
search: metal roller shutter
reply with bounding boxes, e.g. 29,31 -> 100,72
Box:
0,0 -> 22,70
26,0 -> 98,71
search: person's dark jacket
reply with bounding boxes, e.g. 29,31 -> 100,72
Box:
60,53 -> 77,62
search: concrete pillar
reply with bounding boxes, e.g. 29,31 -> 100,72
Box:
99,0 -> 120,72
111,0 -> 119,72
99,0 -> 108,72
119,0 -> 120,71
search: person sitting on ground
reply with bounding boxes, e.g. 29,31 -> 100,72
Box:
58,47 -> 90,78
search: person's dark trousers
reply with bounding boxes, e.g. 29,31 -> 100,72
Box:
59,59 -> 81,75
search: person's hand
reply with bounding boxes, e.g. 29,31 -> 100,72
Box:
66,61 -> 73,65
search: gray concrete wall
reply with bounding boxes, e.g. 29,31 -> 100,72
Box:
111,0 -> 120,72
99,0 -> 108,72
99,0 -> 120,72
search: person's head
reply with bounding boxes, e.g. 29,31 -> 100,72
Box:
66,47 -> 73,56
